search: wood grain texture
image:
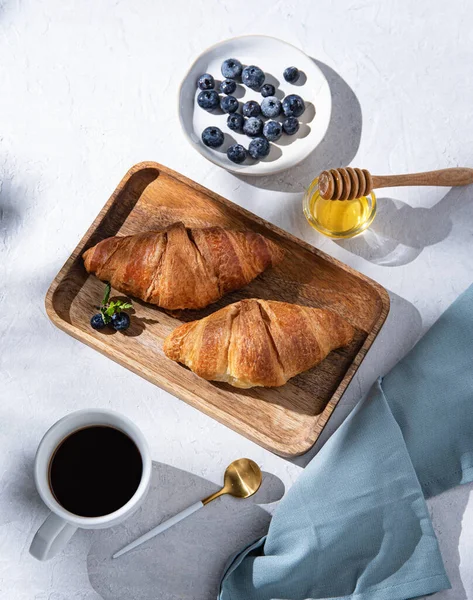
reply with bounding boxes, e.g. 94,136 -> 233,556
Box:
45,162 -> 390,457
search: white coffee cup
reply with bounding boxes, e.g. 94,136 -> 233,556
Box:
29,409 -> 152,561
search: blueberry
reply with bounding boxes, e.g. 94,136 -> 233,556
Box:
219,79 -> 237,95
242,65 -> 265,90
261,96 -> 282,118
227,113 -> 245,133
202,126 -> 224,148
283,66 -> 300,83
242,100 -> 261,117
227,144 -> 247,164
261,83 -> 275,97
197,90 -> 219,111
263,120 -> 283,142
221,58 -> 243,79
243,117 -> 264,138
197,73 -> 215,90
111,312 -> 131,331
220,95 -> 239,113
282,116 -> 300,135
90,313 -> 106,330
248,137 -> 270,159
282,94 -> 305,117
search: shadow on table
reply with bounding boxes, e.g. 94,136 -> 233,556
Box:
0,175 -> 24,234
88,461 -> 284,600
335,185 -> 473,266
428,482 -> 472,600
234,59 -> 362,193
291,289 -> 423,467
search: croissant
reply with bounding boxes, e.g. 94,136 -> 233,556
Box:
163,299 -> 355,388
82,222 -> 282,310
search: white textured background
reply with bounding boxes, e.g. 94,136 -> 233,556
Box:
1,1 -> 472,598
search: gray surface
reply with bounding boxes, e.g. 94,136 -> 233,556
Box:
88,463 -> 283,600
1,0 -> 472,598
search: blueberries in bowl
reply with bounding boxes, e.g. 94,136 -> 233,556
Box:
261,96 -> 282,118
248,137 -> 270,159
243,117 -> 264,138
242,100 -> 261,117
227,113 -> 245,133
197,73 -> 215,90
219,79 -> 237,95
220,95 -> 239,113
221,58 -> 243,79
282,116 -> 300,135
227,144 -> 247,164
263,120 -> 283,142
261,83 -> 275,97
242,65 -> 265,90
197,90 -> 220,111
283,66 -> 300,83
202,126 -> 224,148
192,58 -> 310,167
282,94 -> 305,117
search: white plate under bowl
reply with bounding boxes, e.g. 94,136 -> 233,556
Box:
178,35 -> 332,176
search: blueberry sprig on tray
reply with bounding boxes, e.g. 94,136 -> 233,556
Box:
90,283 -> 133,332
197,59 -> 308,165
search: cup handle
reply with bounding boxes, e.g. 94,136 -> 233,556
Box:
29,512 -> 77,561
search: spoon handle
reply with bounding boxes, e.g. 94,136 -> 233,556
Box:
113,500 -> 203,559
372,167 -> 473,190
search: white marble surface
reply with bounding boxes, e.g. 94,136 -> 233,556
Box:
1,0 -> 472,598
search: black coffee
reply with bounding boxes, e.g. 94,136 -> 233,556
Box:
49,425 -> 143,517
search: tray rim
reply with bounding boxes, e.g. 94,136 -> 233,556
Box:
45,161 -> 390,457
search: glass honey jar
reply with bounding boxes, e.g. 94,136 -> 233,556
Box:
303,177 -> 377,239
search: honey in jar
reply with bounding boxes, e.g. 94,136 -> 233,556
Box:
303,177 -> 377,239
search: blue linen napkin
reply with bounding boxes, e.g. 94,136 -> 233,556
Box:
219,284 -> 473,600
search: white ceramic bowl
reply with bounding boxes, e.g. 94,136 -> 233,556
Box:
178,35 -> 332,176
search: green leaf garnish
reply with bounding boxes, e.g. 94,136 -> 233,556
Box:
95,283 -> 133,325
102,283 -> 111,306
100,309 -> 112,325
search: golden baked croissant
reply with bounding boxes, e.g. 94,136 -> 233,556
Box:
163,299 -> 355,388
83,222 -> 282,310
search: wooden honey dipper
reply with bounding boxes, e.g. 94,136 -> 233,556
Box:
318,167 -> 473,200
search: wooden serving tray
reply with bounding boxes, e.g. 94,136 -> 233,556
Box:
46,162 -> 389,457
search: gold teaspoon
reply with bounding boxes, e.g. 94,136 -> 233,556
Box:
113,458 -> 262,559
